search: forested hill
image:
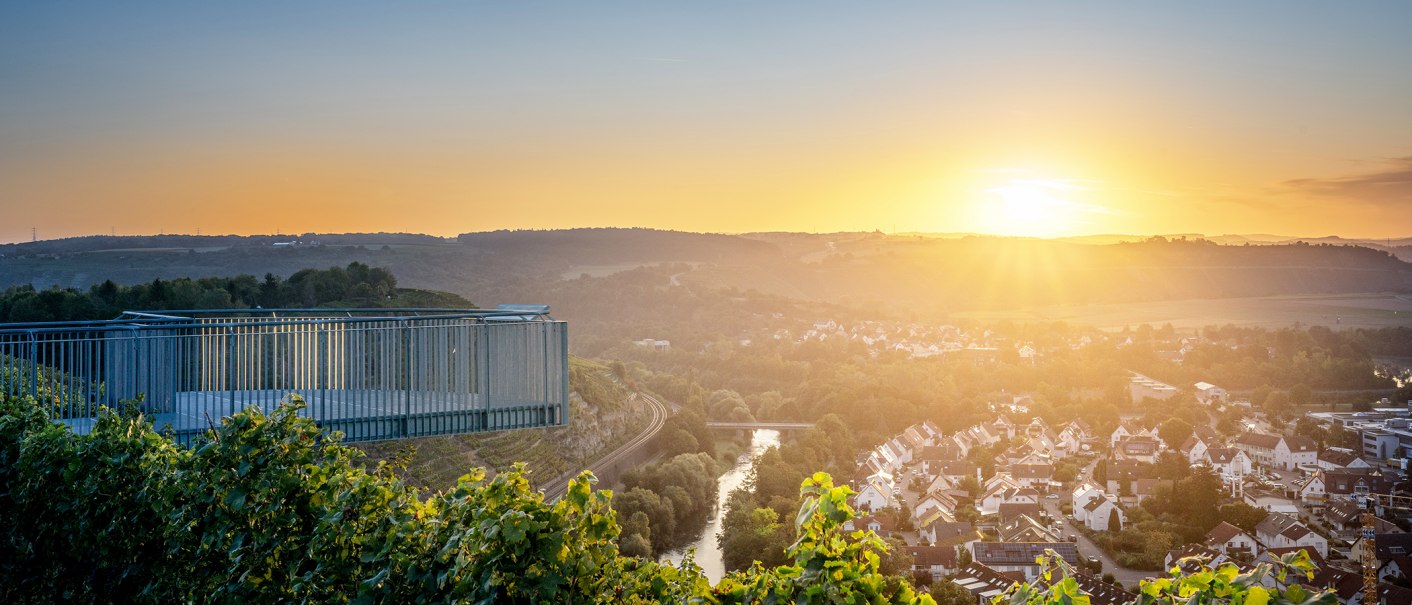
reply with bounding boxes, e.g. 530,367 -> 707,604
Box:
2,230 -> 1410,320
0,262 -> 472,323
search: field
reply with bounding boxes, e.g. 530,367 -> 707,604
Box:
951,293 -> 1412,330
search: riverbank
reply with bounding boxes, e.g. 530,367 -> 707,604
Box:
660,429 -> 781,583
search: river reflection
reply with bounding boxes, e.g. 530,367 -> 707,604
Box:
660,429 -> 781,583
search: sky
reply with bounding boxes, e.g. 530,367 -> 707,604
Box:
2,2 -> 1410,243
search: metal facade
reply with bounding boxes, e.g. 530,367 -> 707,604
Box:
0,308 -> 569,443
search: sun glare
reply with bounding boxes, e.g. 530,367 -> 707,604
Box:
975,178 -> 1086,238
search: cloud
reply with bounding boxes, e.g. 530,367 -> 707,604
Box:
1283,156 -> 1412,204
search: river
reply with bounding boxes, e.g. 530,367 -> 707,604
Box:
660,428 -> 781,583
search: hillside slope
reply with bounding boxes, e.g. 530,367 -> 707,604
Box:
356,356 -> 649,492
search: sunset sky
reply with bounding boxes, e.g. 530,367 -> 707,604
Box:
2,2 -> 1410,243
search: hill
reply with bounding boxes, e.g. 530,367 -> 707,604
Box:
3,229 -> 1411,334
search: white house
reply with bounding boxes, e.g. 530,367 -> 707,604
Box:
1071,483 -> 1104,524
1317,449 -> 1371,471
1255,512 -> 1328,558
1084,497 -> 1125,532
1295,473 -> 1326,503
1205,521 -> 1259,558
1207,448 -> 1253,478
1277,436 -> 1318,471
1182,434 -> 1210,466
853,476 -> 895,512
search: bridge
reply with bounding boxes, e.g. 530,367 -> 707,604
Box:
0,306 -> 568,444
705,421 -> 816,431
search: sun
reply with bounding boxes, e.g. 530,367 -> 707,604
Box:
975,178 -> 1083,238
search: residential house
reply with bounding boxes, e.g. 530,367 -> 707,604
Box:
952,562 -> 1023,605
1010,462 -> 1055,489
915,489 -> 959,523
938,461 -> 979,484
1208,448 -> 1254,478
1317,450 -> 1371,471
908,545 -> 960,583
1244,489 -> 1299,514
1323,468 -> 1397,501
844,514 -> 896,538
1281,436 -> 1318,471
1205,521 -> 1259,558
1182,434 -> 1211,466
1295,473 -> 1326,503
1114,435 -> 1162,463
972,542 -> 1081,581
1071,483 -> 1104,524
999,514 -> 1060,543
1235,433 -> 1283,469
1131,478 -> 1160,504
1110,421 -> 1156,448
1352,533 -> 1412,567
921,521 -> 984,551
1039,572 -> 1135,605
998,502 -> 1043,524
1255,512 -> 1329,558
1165,544 -> 1228,570
853,475 -> 895,512
1084,497 -> 1125,532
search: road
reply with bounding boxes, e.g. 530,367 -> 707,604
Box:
1043,499 -> 1153,590
539,391 -> 668,502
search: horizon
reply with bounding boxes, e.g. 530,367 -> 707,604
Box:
7,226 -> 1412,248
3,3 -> 1411,242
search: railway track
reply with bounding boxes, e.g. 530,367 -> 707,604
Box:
539,390 -> 668,502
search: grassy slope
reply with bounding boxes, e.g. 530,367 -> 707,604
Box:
357,357 -> 650,492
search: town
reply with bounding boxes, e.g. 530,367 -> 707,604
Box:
848,371 -> 1412,605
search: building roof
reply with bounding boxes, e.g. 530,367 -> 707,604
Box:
1376,534 -> 1412,561
1206,521 -> 1251,546
1038,572 -> 1135,605
908,545 -> 958,568
1318,449 -> 1360,467
1236,432 -> 1282,450
1208,447 -> 1243,464
952,563 -> 1020,599
999,502 -> 1043,523
973,542 -> 1080,566
1000,514 -> 1059,543
1011,463 -> 1054,479
1284,435 -> 1317,453
929,521 -> 983,547
1256,512 -> 1313,542
1084,497 -> 1112,513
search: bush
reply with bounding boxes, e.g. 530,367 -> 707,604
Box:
0,395 -> 934,604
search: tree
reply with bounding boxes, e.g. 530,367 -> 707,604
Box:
1108,507 -> 1123,533
929,579 -> 975,605
1158,418 -> 1193,448
1290,383 -> 1312,408
1217,503 -> 1269,535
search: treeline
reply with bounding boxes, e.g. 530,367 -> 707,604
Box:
1130,324 -> 1408,392
0,395 -> 932,604
0,262 -> 472,322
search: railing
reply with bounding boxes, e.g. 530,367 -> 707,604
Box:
0,307 -> 569,444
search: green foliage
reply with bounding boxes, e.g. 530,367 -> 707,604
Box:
998,551 -> 1335,605
713,472 -> 935,605
0,262 -> 470,322
1,394 -> 935,603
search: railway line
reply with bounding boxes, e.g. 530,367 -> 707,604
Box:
539,390 -> 668,502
